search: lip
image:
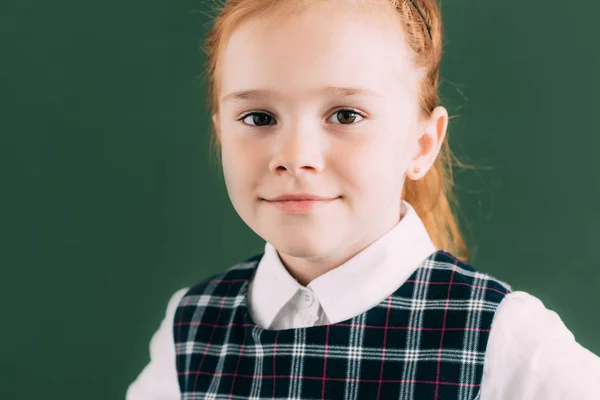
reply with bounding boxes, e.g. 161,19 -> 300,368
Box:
268,193 -> 338,201
263,195 -> 339,214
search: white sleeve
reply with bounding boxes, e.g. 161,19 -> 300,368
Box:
126,288 -> 189,400
480,290 -> 600,399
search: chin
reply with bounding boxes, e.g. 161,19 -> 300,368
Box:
269,231 -> 335,259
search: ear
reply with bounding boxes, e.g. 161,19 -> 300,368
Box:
407,106 -> 448,180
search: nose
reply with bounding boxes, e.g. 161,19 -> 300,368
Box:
268,124 -> 325,176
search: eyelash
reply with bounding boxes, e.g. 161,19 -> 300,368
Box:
237,108 -> 366,127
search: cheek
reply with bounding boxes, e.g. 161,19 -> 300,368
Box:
221,151 -> 258,229
335,136 -> 409,201
221,142 -> 252,197
221,138 -> 268,210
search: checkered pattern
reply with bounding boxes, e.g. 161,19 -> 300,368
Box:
173,251 -> 511,399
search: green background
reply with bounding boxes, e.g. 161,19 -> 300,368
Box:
2,0 -> 599,398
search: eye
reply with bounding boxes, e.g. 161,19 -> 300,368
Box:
238,108 -> 365,127
327,109 -> 365,125
239,112 -> 276,127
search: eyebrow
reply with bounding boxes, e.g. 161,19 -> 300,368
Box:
221,86 -> 383,103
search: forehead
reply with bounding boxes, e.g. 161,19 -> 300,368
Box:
218,5 -> 421,104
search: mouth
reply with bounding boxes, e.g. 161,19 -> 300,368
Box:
263,197 -> 340,214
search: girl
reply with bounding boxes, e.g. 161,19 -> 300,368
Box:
127,0 -> 600,398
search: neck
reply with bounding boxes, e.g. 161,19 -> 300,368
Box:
276,209 -> 402,286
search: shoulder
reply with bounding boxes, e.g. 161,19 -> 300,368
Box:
422,251 -> 512,302
482,290 -> 600,398
492,290 -> 575,344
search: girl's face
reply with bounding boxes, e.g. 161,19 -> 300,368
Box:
213,4 -> 446,276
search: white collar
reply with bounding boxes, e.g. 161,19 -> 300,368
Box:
248,200 -> 436,327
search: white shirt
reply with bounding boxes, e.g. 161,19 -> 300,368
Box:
126,201 -> 600,399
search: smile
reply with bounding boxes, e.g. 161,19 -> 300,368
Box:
264,198 -> 338,214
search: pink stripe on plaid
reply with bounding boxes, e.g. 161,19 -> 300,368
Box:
176,320 -> 490,333
228,321 -> 247,399
191,282 -> 236,398
177,370 -> 481,387
434,268 -> 456,400
272,331 -> 279,399
406,279 -> 508,295
176,293 -> 191,345
377,296 -> 393,398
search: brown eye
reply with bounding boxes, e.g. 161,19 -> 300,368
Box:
330,109 -> 364,125
241,112 -> 276,126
